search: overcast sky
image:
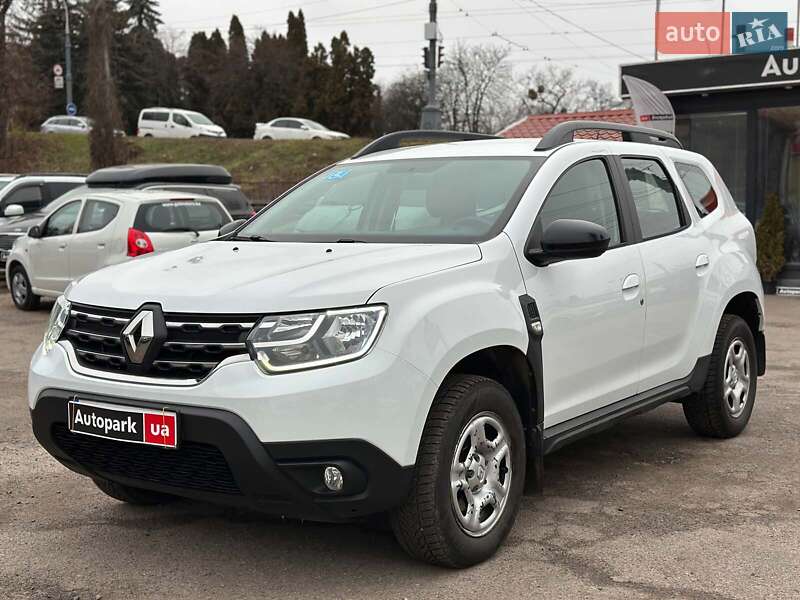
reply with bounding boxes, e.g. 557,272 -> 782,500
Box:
157,0 -> 799,92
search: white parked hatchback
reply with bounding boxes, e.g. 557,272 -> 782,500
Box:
6,190 -> 231,309
253,118 -> 349,141
137,108 -> 226,139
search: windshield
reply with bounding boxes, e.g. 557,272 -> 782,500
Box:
301,119 -> 329,131
237,157 -> 543,243
186,112 -> 214,126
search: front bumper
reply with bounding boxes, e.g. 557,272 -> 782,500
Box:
32,390 -> 413,521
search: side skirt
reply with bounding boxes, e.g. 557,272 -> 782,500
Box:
542,355 -> 711,455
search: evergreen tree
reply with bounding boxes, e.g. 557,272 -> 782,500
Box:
127,0 -> 161,33
219,15 -> 252,137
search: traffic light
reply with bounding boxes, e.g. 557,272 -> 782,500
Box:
438,45 -> 444,67
423,47 -> 431,70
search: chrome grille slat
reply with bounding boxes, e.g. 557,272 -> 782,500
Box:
62,304 -> 257,382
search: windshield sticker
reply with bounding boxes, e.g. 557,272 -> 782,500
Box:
325,169 -> 351,181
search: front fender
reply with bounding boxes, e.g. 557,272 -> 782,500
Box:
370,235 -> 529,457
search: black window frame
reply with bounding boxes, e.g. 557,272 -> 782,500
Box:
526,155 -> 633,254
613,154 -> 692,243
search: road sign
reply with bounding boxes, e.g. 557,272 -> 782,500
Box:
66,102 -> 77,116
53,64 -> 63,76
54,76 -> 64,90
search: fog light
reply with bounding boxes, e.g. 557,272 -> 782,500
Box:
324,466 -> 344,492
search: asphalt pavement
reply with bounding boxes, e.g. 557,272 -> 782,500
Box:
1,292 -> 798,599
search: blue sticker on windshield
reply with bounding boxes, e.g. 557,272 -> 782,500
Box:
326,168 -> 351,181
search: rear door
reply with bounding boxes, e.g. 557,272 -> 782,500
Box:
615,155 -> 709,391
69,199 -> 121,279
134,198 -> 230,252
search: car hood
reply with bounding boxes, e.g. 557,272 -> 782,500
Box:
68,241 -> 482,313
0,212 -> 45,233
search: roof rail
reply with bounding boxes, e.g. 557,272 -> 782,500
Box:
13,172 -> 87,179
353,130 -> 499,159
535,120 -> 682,151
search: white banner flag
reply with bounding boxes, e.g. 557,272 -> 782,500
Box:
622,75 -> 675,135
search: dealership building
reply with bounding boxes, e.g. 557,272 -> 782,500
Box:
502,48 -> 800,290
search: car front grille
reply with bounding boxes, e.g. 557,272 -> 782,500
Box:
61,303 -> 258,381
52,423 -> 241,495
0,234 -> 18,251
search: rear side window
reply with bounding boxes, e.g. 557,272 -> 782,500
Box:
674,162 -> 718,218
141,111 -> 169,122
621,158 -> 684,239
4,184 -> 43,212
533,159 -> 622,248
46,182 -> 82,203
134,200 -> 229,232
206,188 -> 250,211
273,119 -> 299,129
78,200 -> 119,233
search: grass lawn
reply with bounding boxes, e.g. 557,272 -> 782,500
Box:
1,132 -> 369,201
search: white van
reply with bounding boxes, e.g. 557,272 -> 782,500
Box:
137,108 -> 227,139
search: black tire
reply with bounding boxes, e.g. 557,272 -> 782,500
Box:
683,314 -> 757,438
390,374 -> 525,568
93,478 -> 175,506
9,265 -> 40,311
261,135 -> 272,140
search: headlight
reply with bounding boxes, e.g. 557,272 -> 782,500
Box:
246,305 -> 387,373
43,295 -> 70,354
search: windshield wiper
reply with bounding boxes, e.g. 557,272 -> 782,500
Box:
335,238 -> 366,243
231,234 -> 273,242
162,227 -> 199,236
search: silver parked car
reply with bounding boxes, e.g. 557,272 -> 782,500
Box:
40,116 -> 92,135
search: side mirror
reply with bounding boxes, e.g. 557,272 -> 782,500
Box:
28,224 -> 42,239
300,125 -> 309,130
527,219 -> 610,267
218,219 -> 246,237
3,204 -> 24,217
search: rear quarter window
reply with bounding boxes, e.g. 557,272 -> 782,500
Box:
141,111 -> 169,122
674,162 -> 719,218
134,200 -> 230,232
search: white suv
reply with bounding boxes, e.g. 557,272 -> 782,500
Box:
28,124 -> 765,567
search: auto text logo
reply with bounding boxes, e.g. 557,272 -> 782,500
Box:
655,11 -> 788,55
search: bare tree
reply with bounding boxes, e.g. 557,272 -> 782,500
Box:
518,64 -> 624,116
437,43 -> 515,134
0,0 -> 15,158
87,0 -> 126,169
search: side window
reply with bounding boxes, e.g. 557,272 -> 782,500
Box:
77,200 -> 119,233
674,162 -> 718,218
173,114 -> 190,127
533,159 -> 621,249
273,120 -> 292,128
5,185 -> 43,213
621,157 -> 684,239
142,111 -> 169,122
287,120 -> 303,129
43,201 -> 81,237
45,182 -> 82,203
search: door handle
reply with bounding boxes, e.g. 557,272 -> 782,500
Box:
97,243 -> 106,249
622,273 -> 641,291
58,243 -> 67,250
695,254 -> 710,269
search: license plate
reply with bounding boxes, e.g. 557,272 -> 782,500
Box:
67,399 -> 178,448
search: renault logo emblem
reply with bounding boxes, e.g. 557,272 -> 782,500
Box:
122,310 -> 155,364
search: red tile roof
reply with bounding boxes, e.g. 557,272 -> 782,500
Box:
498,108 -> 636,140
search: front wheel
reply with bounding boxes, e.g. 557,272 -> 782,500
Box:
9,266 -> 40,310
390,374 -> 525,567
683,314 -> 757,438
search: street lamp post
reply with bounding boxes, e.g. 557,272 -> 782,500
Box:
62,0 -> 73,112
420,0 -> 442,130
